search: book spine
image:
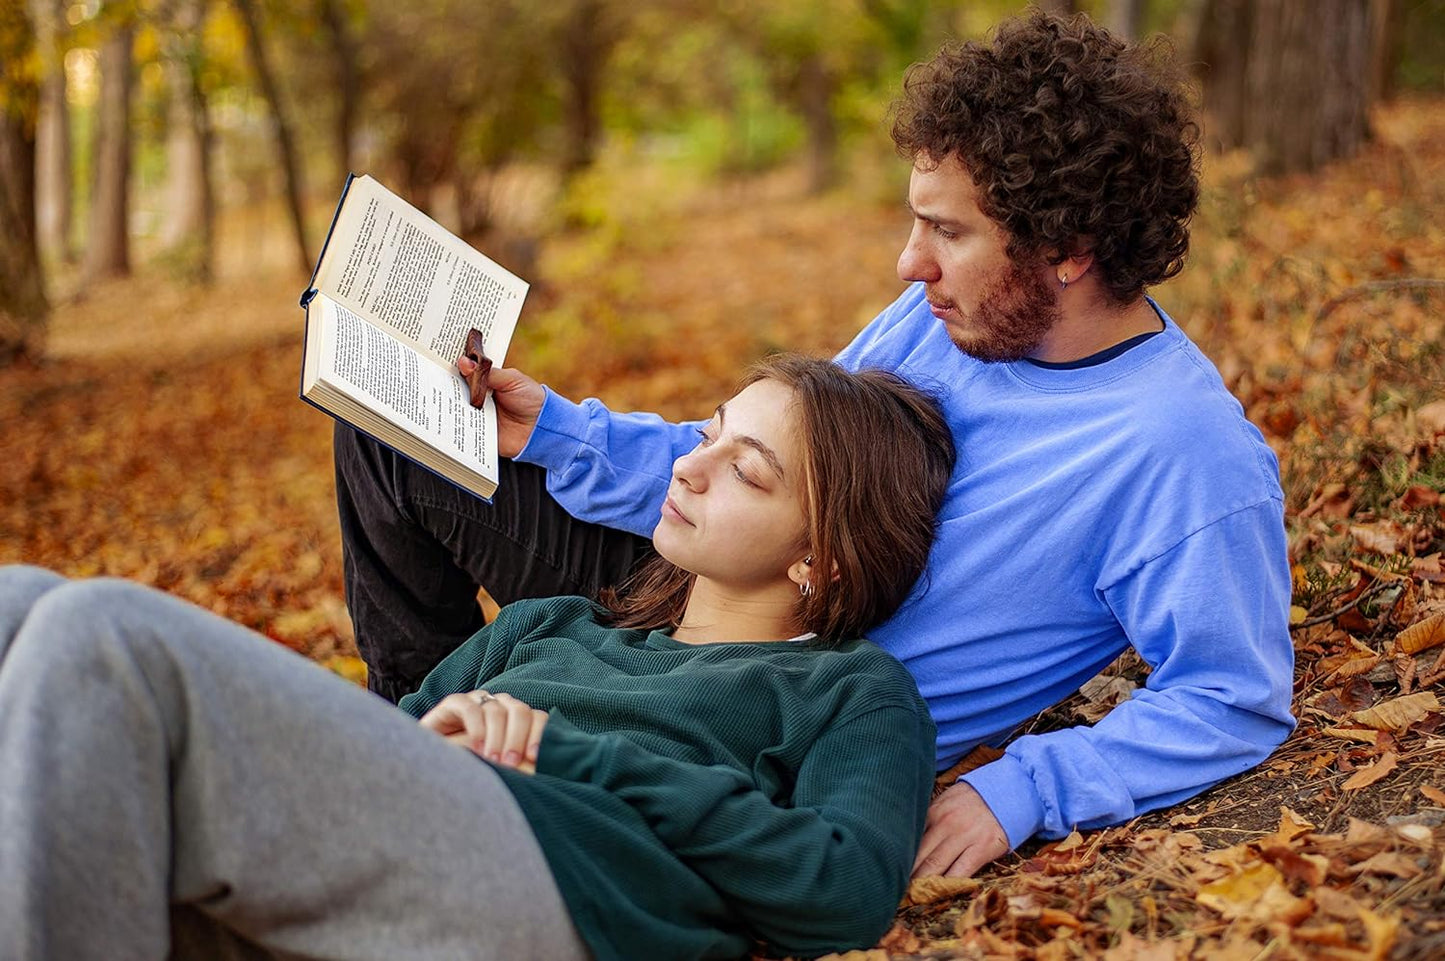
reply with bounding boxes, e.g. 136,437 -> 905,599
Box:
300,171 -> 357,308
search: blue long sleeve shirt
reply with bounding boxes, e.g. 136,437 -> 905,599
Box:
516,284 -> 1296,848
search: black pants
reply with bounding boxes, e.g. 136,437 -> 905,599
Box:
333,424 -> 653,703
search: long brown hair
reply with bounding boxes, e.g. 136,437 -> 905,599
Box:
599,354 -> 955,644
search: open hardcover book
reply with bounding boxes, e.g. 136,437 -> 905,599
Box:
299,174 -> 528,499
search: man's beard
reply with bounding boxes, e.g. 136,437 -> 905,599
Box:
935,261 -> 1063,363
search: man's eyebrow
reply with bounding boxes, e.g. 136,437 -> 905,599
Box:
715,404 -> 787,482
904,198 -> 964,229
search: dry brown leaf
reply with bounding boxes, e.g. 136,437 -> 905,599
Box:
1037,907 -> 1084,929
1349,557 -> 1408,582
1351,522 -> 1408,555
1393,823 -> 1434,848
1103,931 -> 1187,961
1322,726 -> 1379,743
1333,654 -> 1382,678
1052,829 -> 1085,852
1273,806 -> 1316,843
931,743 -> 1004,797
901,875 -> 979,907
875,923 -> 922,953
1342,751 -> 1399,791
1349,851 -> 1424,878
1270,847 -> 1331,887
1396,612 -> 1445,656
1290,922 -> 1353,947
1413,554 -> 1445,583
1313,884 -> 1367,920
1196,860 -> 1312,923
1419,784 -> 1445,805
1352,692 -> 1441,731
1345,818 -> 1392,847
1394,654 -> 1418,695
1417,399 -> 1445,435
1339,675 -> 1381,712
1354,902 -> 1401,961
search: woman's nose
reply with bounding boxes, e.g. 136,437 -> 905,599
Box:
672,447 -> 708,491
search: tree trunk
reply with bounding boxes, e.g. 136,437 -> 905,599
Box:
557,0 -> 615,176
0,2 -> 49,364
1369,0 -> 1405,104
34,0 -> 72,263
161,0 -> 215,282
318,0 -> 359,188
232,0 -> 311,274
1243,0 -> 1372,174
798,55 -> 838,195
1107,0 -> 1147,39
1193,0 -> 1252,151
82,16 -> 133,281
1196,0 -> 1373,175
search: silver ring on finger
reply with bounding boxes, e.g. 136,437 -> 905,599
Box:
470,691 -> 496,705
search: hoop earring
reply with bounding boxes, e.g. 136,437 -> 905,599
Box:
1058,275 -> 1069,289
799,580 -> 813,597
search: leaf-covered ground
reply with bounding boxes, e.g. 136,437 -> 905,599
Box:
3,97 -> 1444,958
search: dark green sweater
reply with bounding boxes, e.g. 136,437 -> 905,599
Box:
399,596 -> 936,961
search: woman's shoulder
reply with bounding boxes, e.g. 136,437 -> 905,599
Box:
799,639 -> 928,710
493,595 -> 607,638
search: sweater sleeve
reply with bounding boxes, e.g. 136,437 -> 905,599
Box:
961,500 -> 1297,846
536,702 -> 936,956
396,599 -> 563,718
513,387 -> 707,538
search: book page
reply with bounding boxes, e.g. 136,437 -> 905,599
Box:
316,297 -> 497,478
312,175 -> 527,370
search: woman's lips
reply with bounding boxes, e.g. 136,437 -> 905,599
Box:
662,496 -> 694,526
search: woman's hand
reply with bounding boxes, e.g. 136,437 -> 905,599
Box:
417,690 -> 549,774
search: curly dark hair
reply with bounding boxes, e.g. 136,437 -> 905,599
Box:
890,10 -> 1200,303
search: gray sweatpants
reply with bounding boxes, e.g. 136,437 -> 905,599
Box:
0,566 -> 589,961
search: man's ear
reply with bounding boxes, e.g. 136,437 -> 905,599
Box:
1055,251 -> 1095,289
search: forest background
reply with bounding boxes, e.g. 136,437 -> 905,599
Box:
3,0 -> 1445,957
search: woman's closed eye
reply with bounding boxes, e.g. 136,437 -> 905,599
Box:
731,464 -> 760,488
694,427 -> 762,488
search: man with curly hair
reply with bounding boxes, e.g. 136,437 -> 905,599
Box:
334,10 -> 1294,879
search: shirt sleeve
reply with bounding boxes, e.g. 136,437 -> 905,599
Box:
513,387 -> 707,538
961,499 -> 1297,846
536,701 -> 936,956
511,287 -> 927,538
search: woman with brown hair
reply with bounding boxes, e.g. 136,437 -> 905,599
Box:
0,354 -> 954,961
